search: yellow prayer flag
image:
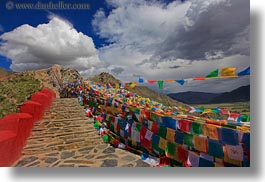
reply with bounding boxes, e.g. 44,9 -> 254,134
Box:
221,67 -> 236,77
129,82 -> 137,88
194,135 -> 208,153
165,80 -> 175,83
158,137 -> 168,151
166,128 -> 176,143
202,124 -> 220,140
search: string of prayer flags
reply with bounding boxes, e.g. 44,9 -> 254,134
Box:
206,69 -> 219,78
157,80 -> 164,89
221,67 -> 236,77
238,66 -> 250,76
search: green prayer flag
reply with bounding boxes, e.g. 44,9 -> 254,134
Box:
158,126 -> 167,138
241,115 -> 250,122
166,142 -> 176,155
183,133 -> 194,147
191,122 -> 202,135
157,80 -> 164,89
135,123 -> 141,132
102,134 -> 109,143
93,121 -> 100,129
206,69 -> 219,78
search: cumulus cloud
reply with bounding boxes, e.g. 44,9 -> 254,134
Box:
0,17 -> 106,77
94,0 -> 250,93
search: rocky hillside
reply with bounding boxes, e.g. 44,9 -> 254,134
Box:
0,65 -> 83,118
89,72 -> 121,84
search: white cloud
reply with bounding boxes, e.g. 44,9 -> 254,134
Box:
0,17 -> 107,77
94,0 -> 250,93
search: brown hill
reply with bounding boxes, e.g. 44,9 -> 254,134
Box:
0,68 -> 13,77
89,72 -> 121,84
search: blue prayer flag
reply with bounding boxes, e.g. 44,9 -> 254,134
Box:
221,128 -> 239,145
238,66 -> 250,76
175,79 -> 185,85
138,77 -> 144,83
208,139 -> 224,158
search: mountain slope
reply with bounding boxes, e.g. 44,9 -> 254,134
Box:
168,85 -> 250,104
0,68 -> 13,78
211,85 -> 250,103
168,92 -> 221,104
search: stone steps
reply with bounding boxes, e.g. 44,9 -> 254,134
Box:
13,98 -> 149,167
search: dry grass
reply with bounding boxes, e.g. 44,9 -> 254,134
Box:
0,73 -> 41,118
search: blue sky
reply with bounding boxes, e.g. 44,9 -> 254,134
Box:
0,0 -> 250,93
0,0 -> 112,70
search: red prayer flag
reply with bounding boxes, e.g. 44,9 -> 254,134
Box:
148,80 -> 157,84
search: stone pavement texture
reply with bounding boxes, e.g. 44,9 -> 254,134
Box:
13,98 -> 150,167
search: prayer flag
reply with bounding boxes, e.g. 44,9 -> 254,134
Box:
206,69 -> 219,78
166,128 -> 176,143
208,139 -> 224,158
157,80 -> 164,89
183,133 -> 194,147
178,119 -> 192,133
158,137 -> 168,151
175,79 -> 185,85
191,122 -> 203,135
193,77 -> 206,80
129,82 -> 137,88
148,80 -> 157,84
202,124 -> 219,140
221,128 -> 239,145
187,151 -> 200,167
238,66 -> 250,76
177,146 -> 188,162
175,130 -> 184,144
225,144 -> 244,161
165,142 -> 176,158
194,135 -> 208,153
221,67 -> 236,77
138,77 -> 144,83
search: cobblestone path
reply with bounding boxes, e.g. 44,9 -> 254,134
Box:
12,98 -> 150,167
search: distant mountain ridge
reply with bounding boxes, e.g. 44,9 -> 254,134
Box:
168,85 -> 250,104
